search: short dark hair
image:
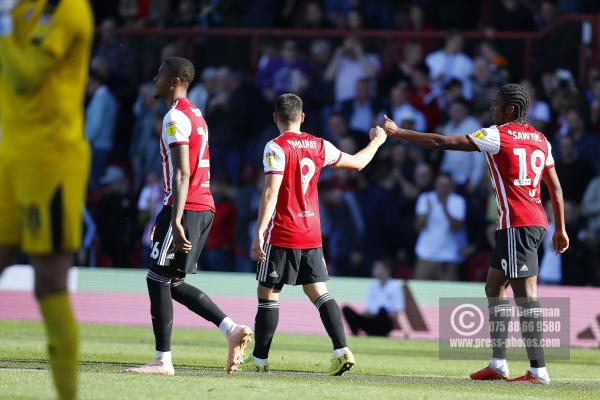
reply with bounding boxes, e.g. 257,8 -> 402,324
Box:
498,83 -> 531,123
275,93 -> 303,123
162,57 -> 195,85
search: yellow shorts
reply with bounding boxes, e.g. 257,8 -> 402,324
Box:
0,153 -> 89,254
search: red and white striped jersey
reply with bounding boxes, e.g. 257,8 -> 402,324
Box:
263,131 -> 342,249
159,97 -> 215,212
467,122 -> 554,230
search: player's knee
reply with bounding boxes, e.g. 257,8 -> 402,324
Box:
257,284 -> 279,300
303,283 -> 327,302
485,281 -> 503,299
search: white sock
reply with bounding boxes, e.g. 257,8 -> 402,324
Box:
253,356 -> 268,366
219,317 -> 236,336
530,367 -> 548,378
332,347 -> 349,357
489,358 -> 508,374
155,351 -> 172,364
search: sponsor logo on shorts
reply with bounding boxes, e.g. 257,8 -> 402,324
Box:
269,271 -> 279,279
520,265 -> 528,272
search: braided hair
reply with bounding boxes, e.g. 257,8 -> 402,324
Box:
498,83 -> 531,123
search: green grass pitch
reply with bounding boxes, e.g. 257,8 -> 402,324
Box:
0,320 -> 599,399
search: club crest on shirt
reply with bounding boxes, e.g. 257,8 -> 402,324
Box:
472,130 -> 486,140
166,122 -> 177,136
266,152 -> 275,166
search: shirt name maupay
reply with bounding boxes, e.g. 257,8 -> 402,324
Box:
508,130 -> 543,142
287,139 -> 317,149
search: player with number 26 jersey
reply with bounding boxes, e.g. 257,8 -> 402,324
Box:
468,122 -> 554,230
262,133 -> 341,248
160,97 -> 214,212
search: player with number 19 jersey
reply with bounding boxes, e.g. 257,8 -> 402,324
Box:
468,122 -> 554,230
160,97 -> 214,212
262,132 -> 342,249
467,122 -> 554,279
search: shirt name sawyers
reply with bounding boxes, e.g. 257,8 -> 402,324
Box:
507,130 -> 543,142
287,139 -> 317,149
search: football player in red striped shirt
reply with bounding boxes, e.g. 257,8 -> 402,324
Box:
383,83 -> 569,384
239,93 -> 387,375
125,57 -> 251,376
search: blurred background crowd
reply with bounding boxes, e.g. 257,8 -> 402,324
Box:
78,0 -> 600,286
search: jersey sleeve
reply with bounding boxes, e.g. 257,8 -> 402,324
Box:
163,109 -> 192,147
466,126 -> 501,155
31,0 -> 91,60
263,141 -> 286,174
545,141 -> 555,169
323,140 -> 343,166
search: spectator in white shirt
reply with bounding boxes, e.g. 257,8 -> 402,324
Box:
342,260 -> 405,336
380,82 -> 427,132
324,37 -> 381,104
414,173 -> 466,280
426,31 -> 474,95
440,99 -> 486,192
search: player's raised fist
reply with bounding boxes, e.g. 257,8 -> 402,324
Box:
382,115 -> 399,136
369,126 -> 387,146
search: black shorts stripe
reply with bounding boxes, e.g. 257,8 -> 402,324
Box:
50,186 -> 63,252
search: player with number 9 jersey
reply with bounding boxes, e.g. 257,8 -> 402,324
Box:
262,133 -> 341,249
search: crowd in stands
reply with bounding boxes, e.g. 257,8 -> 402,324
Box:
81,0 -> 600,286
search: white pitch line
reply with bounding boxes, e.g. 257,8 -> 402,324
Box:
1,368 -> 599,383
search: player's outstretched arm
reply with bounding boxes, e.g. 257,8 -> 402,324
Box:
542,167 -> 570,254
252,174 -> 284,262
382,115 -> 478,152
334,126 -> 387,171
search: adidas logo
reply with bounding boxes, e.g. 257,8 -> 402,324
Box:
269,271 -> 279,278
520,265 -> 528,272
167,253 -> 175,260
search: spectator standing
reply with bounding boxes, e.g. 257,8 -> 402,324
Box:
439,99 -> 486,192
338,78 -> 380,136
95,166 -> 137,267
581,175 -> 600,283
325,37 -> 380,104
86,57 -> 118,189
414,173 -> 466,280
382,83 -> 427,132
425,31 -> 474,95
555,136 -> 596,203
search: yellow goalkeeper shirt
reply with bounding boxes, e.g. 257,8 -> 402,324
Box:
0,0 -> 93,162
